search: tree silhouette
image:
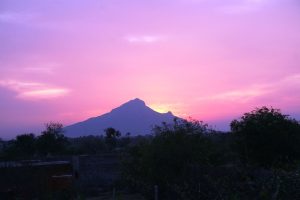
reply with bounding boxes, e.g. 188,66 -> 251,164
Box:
15,133 -> 36,157
123,119 -> 215,199
104,127 -> 121,150
231,106 -> 300,169
37,122 -> 68,156
104,127 -> 121,138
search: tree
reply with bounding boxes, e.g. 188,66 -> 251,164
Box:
105,127 -> 121,138
230,107 -> 300,169
104,127 -> 121,150
37,122 -> 68,155
0,138 -> 5,158
0,138 -> 4,150
122,119 -> 216,199
68,136 -> 105,154
15,133 -> 36,157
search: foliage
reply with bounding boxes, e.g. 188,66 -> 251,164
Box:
36,122 -> 68,156
122,119 -> 217,199
122,111 -> 300,199
15,133 -> 36,157
105,127 -> 121,138
67,135 -> 105,154
230,107 -> 300,169
104,127 -> 121,150
0,124 -> 133,159
1,107 -> 300,199
0,138 -> 5,156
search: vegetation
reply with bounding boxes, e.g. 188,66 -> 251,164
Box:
0,122 -> 68,159
105,127 -> 122,150
15,133 -> 36,157
231,107 -> 300,169
1,106 -> 300,199
122,107 -> 300,199
37,122 -> 68,156
122,119 -> 217,199
0,123 -> 128,159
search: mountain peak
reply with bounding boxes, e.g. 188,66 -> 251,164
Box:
120,98 -> 146,107
129,98 -> 146,105
65,98 -> 178,137
110,98 -> 146,113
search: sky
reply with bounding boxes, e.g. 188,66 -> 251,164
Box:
0,0 -> 300,138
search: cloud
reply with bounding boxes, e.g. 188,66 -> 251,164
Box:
197,73 -> 300,103
281,74 -> 300,85
197,87 -> 267,102
0,80 -> 70,100
0,80 -> 43,91
125,35 -> 163,44
18,88 -> 69,99
4,63 -> 60,76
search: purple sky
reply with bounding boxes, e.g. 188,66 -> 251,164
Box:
0,0 -> 300,138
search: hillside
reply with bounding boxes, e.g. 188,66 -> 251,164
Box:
64,98 -> 176,137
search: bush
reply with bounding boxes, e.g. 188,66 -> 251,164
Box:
230,107 -> 300,169
122,119 -> 216,199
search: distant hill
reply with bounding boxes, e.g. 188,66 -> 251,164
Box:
64,98 -> 177,137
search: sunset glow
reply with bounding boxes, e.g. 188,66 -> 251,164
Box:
149,104 -> 176,115
0,0 -> 300,138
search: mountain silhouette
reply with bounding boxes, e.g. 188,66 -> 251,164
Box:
64,98 -> 176,137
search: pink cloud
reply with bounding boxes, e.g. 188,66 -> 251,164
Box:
125,35 -> 163,44
0,80 -> 70,100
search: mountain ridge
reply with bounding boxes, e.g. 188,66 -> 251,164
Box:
64,98 -> 176,137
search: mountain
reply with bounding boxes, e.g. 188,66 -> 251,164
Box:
64,98 -> 176,137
